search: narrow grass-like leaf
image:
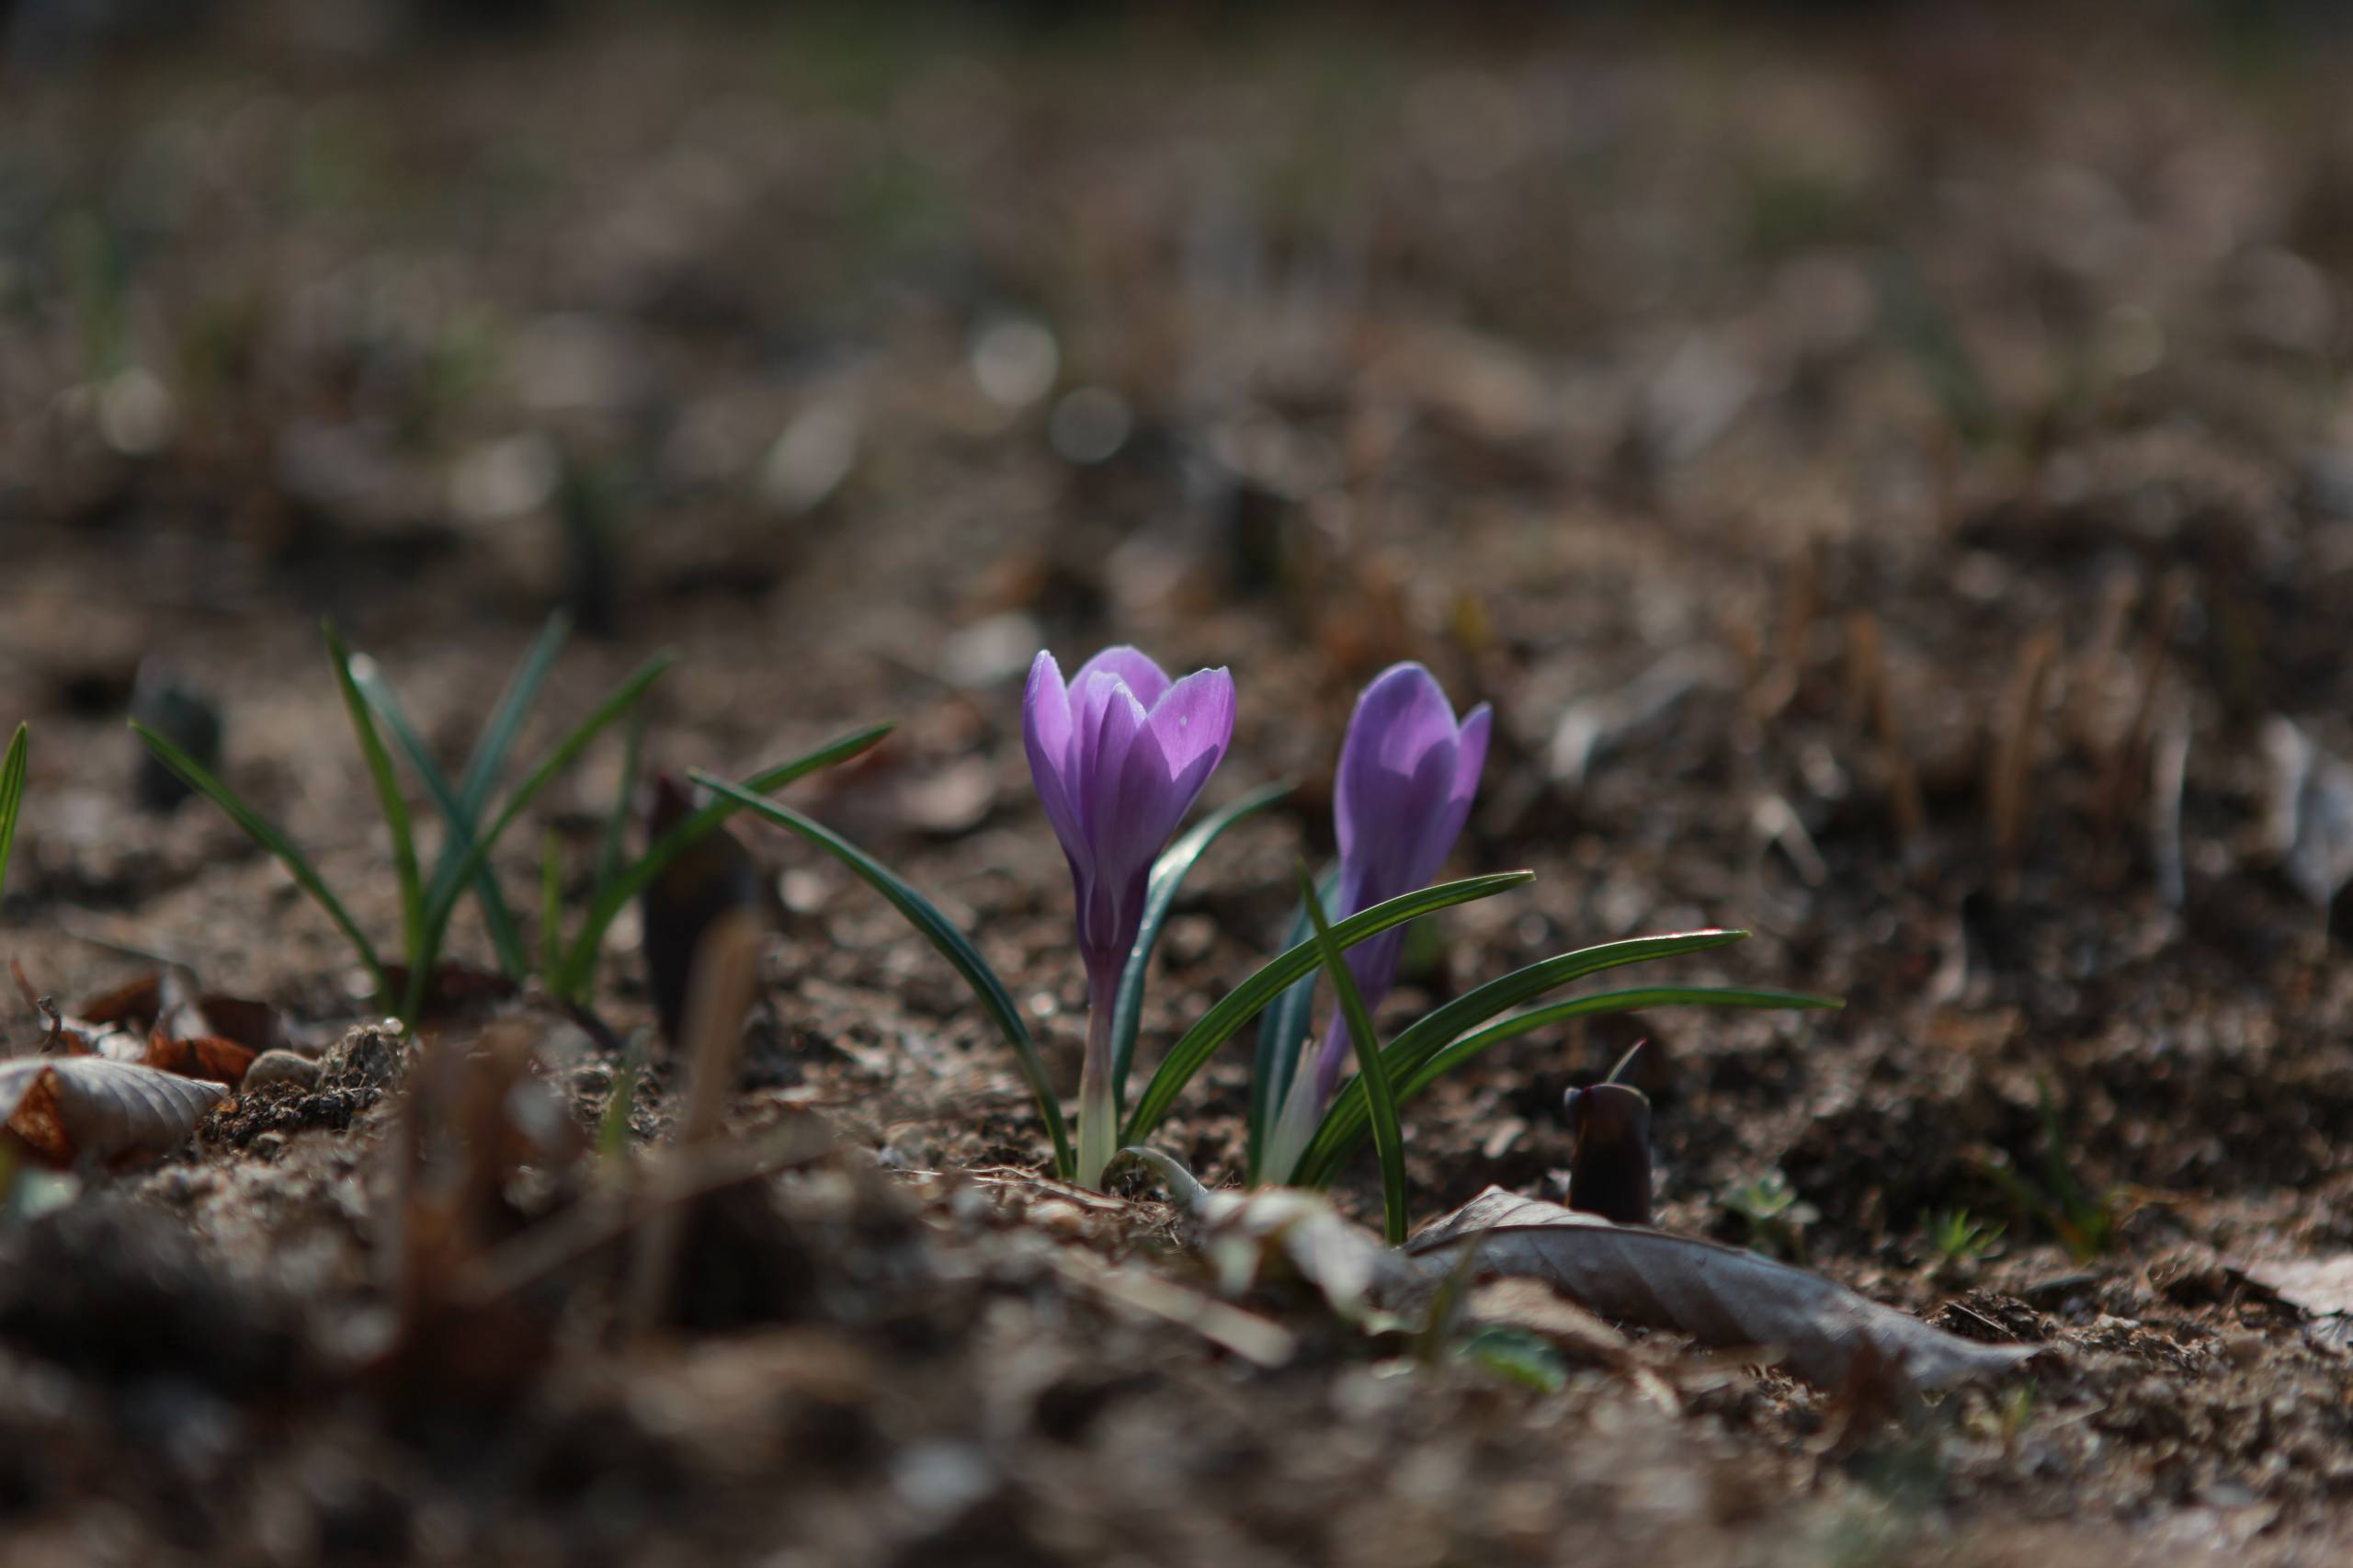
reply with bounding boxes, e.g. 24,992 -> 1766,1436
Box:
409,651 -> 674,1017
553,722 -> 891,999
455,611 -> 570,824
325,622 -> 425,976
689,771 -> 1074,1177
597,1037 -> 645,1162
1121,870 -> 1535,1149
130,719 -> 385,995
540,828 -> 564,984
1108,780 -> 1291,1112
1246,871 -> 1330,1183
0,723 -> 27,902
1298,984 -> 1842,1187
1298,860 -> 1407,1244
594,703 -> 646,899
351,658 -> 530,980
1293,932 -> 1751,1181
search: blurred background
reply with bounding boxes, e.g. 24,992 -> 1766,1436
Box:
6,0 -> 2353,1023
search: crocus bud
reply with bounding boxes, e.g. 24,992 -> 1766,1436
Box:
1024,646 -> 1235,1187
1262,663 -> 1488,1183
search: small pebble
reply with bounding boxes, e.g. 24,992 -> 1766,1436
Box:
243,1051 -> 322,1092
251,1132 -> 286,1161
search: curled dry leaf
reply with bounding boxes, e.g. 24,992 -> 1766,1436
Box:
0,1055 -> 230,1168
1405,1187 -> 2041,1392
139,1034 -> 256,1087
1192,1186 -> 1407,1322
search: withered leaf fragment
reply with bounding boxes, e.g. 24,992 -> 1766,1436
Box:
1407,1187 -> 2040,1392
0,1055 -> 230,1168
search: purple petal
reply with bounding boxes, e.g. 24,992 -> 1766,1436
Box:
1074,676 -> 1152,958
1335,663 -> 1462,868
1072,646 -> 1172,710
1143,667 -> 1235,784
1449,704 -> 1493,817
1022,652 -> 1086,873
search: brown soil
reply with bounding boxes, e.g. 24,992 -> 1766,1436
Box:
5,5 -> 2353,1563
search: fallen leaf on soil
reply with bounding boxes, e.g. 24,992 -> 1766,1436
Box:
0,1055 -> 231,1167
1405,1187 -> 2042,1391
2261,718 -> 2353,911
2238,1256 -> 2353,1320
139,1034 -> 256,1087
1194,1186 -> 1408,1321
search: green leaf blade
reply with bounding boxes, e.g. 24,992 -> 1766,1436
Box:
1108,780 -> 1291,1113
1290,931 -> 1753,1182
422,649 -> 676,982
1245,871 -> 1329,1183
1120,869 -> 1535,1149
456,611 -> 571,824
1297,983 -> 1842,1186
554,722 -> 892,998
129,718 -> 384,995
351,656 -> 531,982
689,771 -> 1074,1178
325,622 -> 426,992
0,723 -> 28,903
1297,860 -> 1408,1244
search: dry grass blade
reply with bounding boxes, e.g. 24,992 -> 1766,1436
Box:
2151,704 -> 2190,910
625,909 -> 764,1335
1406,1187 -> 2041,1392
0,1055 -> 229,1167
458,1117 -> 835,1309
1051,1249 -> 1298,1369
1985,626 -> 2059,885
1844,611 -> 1925,849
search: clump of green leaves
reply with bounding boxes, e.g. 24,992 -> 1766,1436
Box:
1721,1170 -> 1819,1263
1925,1209 -> 2005,1273
698,759 -> 1837,1247
138,615 -> 891,1028
1978,1082 -> 2120,1262
133,617 -> 675,1024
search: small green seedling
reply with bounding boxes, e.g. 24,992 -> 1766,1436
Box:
135,619 -> 671,1024
1926,1208 -> 2005,1271
1977,1082 -> 2119,1263
1722,1170 -> 1819,1263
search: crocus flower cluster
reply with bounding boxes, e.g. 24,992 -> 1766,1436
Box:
1024,647 -> 1235,1187
1025,645 -> 1488,1189
1260,662 -> 1489,1183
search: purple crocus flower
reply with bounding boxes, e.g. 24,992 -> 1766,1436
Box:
1263,661 -> 1489,1182
1025,646 -> 1235,1187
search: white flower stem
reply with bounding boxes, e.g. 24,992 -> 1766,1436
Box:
1075,986 -> 1118,1189
1256,1051 -> 1324,1187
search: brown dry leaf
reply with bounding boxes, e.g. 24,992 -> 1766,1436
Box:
1405,1187 -> 2041,1392
2239,1256 -> 2353,1320
0,1055 -> 230,1168
141,1034 -> 257,1087
75,968 -> 288,1058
